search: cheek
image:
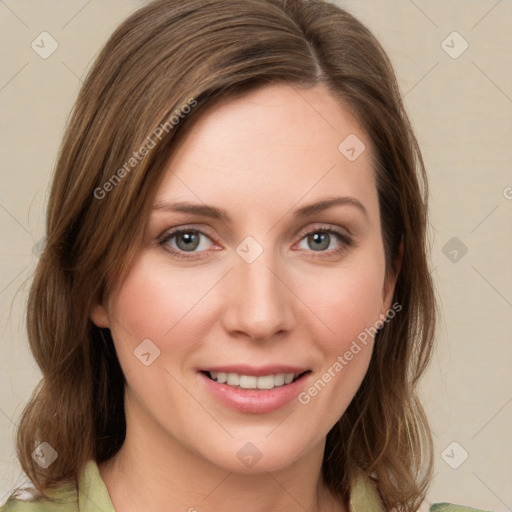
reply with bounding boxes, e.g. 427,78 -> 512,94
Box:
106,256 -> 222,369
293,267 -> 382,442
293,261 -> 383,422
292,250 -> 386,347
108,242 -> 386,357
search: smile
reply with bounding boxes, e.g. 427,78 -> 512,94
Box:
204,371 -> 308,390
198,367 -> 312,414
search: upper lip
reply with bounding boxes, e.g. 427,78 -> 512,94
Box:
199,364 -> 311,377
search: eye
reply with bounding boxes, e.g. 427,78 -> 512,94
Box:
158,228 -> 215,258
295,226 -> 353,256
157,225 -> 354,260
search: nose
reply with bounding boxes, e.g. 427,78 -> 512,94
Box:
221,250 -> 295,342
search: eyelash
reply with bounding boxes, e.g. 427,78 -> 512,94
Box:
157,225 -> 354,260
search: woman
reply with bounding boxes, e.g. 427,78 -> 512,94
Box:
1,0 -> 491,511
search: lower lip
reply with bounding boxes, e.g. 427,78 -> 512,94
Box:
199,372 -> 310,414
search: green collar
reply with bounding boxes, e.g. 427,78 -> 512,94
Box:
4,462 -> 485,511
349,470 -> 386,512
76,460 -> 385,512
77,461 -> 115,511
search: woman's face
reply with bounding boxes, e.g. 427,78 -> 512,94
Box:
92,83 -> 399,473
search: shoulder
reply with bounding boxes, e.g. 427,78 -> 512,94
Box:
0,494 -> 77,512
429,503 -> 496,512
1,502 -> 60,511
349,472 -> 494,512
1,461 -> 115,512
0,484 -> 79,512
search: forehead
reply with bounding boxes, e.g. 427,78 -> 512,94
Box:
154,83 -> 378,223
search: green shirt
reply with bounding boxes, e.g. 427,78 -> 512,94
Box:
0,461 -> 493,512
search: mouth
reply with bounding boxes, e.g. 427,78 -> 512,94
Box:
198,366 -> 313,414
200,370 -> 311,390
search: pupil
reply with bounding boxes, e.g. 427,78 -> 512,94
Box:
309,232 -> 329,251
178,232 -> 199,251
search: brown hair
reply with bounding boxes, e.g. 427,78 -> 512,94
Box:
16,1 -> 436,510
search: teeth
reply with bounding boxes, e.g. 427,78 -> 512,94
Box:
256,375 -> 275,389
239,375 -> 257,389
274,374 -> 285,386
207,371 -> 300,389
227,373 -> 239,386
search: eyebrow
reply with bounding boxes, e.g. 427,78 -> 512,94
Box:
152,196 -> 368,221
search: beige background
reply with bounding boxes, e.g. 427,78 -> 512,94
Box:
0,0 -> 511,510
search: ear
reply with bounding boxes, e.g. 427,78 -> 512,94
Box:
381,236 -> 403,314
90,302 -> 110,328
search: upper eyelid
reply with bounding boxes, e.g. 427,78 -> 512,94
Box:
160,223 -> 350,238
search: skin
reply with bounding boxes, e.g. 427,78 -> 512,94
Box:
92,82 -> 401,512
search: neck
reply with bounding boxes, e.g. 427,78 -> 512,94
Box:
98,395 -> 345,512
